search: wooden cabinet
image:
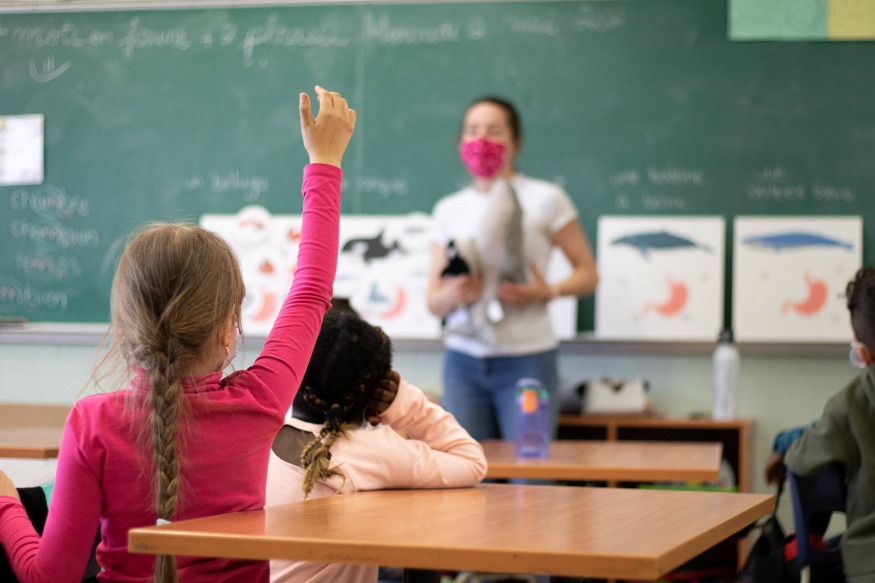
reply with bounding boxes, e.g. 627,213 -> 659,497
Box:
557,414 -> 753,579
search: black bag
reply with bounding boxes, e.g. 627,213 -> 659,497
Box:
739,482 -> 799,583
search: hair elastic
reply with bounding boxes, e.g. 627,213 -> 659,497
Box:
156,518 -> 171,526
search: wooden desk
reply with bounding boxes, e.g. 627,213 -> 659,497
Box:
0,403 -> 69,459
482,439 -> 723,483
129,483 -> 773,580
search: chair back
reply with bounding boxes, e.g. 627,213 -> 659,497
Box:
787,464 -> 847,582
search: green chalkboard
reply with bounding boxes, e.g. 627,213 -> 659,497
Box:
1,0 -> 872,328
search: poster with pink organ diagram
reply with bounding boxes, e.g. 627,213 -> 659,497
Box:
733,216 -> 862,343
595,216 -> 725,341
201,207 -> 576,339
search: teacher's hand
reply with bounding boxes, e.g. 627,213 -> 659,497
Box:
0,470 -> 20,501
444,274 -> 484,307
498,263 -> 554,306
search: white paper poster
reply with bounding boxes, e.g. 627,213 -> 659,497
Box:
595,216 -> 726,341
202,207 -> 577,340
733,216 -> 862,343
0,114 -> 44,186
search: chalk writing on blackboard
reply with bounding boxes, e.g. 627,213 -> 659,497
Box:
746,166 -> 807,202
641,193 -> 687,212
4,16 -> 353,68
611,170 -> 641,188
182,172 -> 269,202
359,176 -> 408,198
0,279 -> 69,312
505,14 -> 559,36
119,18 -> 191,59
363,13 -> 486,45
10,186 -> 90,219
575,5 -> 626,33
746,166 -> 856,204
647,166 -> 703,186
607,166 -> 700,212
812,183 -> 855,203
10,219 -> 99,249
28,56 -> 72,83
15,252 -> 82,282
241,14 -> 351,66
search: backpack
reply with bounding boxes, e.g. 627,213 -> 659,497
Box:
739,483 -> 800,583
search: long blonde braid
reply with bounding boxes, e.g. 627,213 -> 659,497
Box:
148,349 -> 183,582
110,223 -> 244,582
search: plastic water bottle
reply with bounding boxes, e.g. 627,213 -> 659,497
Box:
712,329 -> 740,420
515,378 -> 550,458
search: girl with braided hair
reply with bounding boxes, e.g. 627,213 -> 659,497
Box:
266,309 -> 487,583
0,86 -> 355,583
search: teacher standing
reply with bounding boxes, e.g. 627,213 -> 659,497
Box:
427,96 -> 599,443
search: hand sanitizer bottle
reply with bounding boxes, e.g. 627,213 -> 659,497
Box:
712,329 -> 740,420
515,378 -> 550,458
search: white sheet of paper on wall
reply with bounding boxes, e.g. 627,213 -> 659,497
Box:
202,208 -> 577,340
595,215 -> 726,341
0,114 -> 44,186
733,216 -> 862,343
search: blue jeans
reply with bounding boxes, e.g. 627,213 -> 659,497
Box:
441,348 -> 560,442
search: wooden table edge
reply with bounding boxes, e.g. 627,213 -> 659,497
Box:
128,491 -> 775,579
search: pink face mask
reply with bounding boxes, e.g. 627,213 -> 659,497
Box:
459,138 -> 506,179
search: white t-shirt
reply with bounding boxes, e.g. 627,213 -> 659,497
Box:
431,174 -> 579,357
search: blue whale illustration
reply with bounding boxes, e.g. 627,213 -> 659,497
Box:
611,231 -> 711,259
743,231 -> 853,252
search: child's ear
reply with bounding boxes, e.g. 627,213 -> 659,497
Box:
217,317 -> 235,348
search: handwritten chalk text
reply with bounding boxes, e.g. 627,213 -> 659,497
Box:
0,283 -> 68,311
10,219 -> 99,248
10,186 -> 90,218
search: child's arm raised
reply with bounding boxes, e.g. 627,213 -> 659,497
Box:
248,86 -> 355,413
300,85 -> 356,168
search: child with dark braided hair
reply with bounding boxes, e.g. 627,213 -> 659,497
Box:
266,309 -> 487,583
0,85 -> 355,583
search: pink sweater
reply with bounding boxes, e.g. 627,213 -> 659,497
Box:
265,378 -> 487,583
0,164 -> 342,583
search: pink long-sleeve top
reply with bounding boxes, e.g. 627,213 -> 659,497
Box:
265,378 -> 487,583
0,164 -> 342,583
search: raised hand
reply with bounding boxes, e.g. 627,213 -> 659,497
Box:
299,85 -> 357,168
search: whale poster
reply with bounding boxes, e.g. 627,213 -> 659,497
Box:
595,216 -> 725,341
201,208 -> 577,340
200,208 -> 439,338
733,216 -> 862,343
